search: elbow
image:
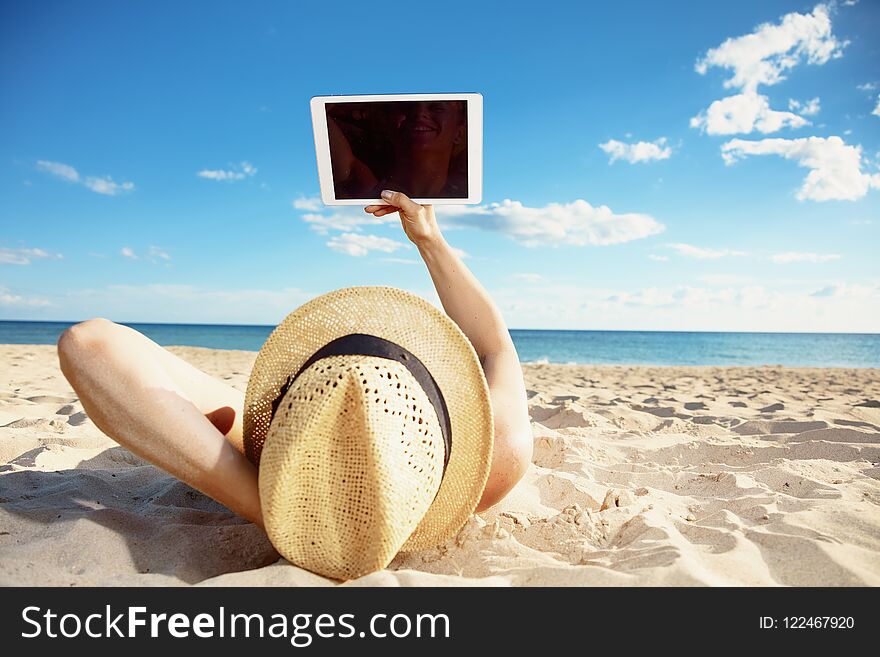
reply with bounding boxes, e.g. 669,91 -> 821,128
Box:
474,427 -> 533,513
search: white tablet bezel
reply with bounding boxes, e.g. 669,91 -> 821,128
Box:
310,92 -> 483,206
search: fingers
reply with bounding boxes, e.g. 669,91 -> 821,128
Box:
365,190 -> 421,218
364,205 -> 399,217
381,190 -> 422,214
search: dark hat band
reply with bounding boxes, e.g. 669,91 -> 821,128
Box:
268,333 -> 452,475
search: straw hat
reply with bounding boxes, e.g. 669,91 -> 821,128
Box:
243,286 -> 494,580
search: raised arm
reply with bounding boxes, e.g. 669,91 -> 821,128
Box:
365,190 -> 533,511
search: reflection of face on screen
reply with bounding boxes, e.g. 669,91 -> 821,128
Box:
326,100 -> 468,199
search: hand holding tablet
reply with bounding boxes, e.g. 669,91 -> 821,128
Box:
364,190 -> 443,247
310,93 -> 483,206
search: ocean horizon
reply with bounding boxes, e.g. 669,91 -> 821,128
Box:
1,320 -> 878,368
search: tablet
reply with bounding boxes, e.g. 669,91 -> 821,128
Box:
310,93 -> 483,206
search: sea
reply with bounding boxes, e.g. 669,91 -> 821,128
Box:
1,321 -> 878,368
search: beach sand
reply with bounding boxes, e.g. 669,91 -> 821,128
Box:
1,343 -> 878,586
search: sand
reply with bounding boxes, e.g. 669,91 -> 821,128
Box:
1,344 -> 878,586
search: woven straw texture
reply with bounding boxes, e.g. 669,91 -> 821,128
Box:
243,286 -> 494,560
260,356 -> 446,580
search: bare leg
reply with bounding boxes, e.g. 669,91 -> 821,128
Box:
57,318 -> 263,527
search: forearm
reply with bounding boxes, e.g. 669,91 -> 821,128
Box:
417,236 -> 514,358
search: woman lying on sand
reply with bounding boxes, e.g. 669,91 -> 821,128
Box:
56,190 -> 532,536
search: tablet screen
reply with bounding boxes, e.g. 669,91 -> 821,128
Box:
326,100 -> 468,200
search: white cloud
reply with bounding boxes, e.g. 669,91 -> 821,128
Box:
788,97 -> 821,116
148,246 -> 171,262
770,251 -> 840,263
436,199 -> 665,247
489,282 -> 880,332
29,280 -> 879,331
692,4 -> 844,135
83,176 -> 135,196
0,247 -> 63,265
694,4 -> 844,92
599,138 -> 671,164
857,82 -> 878,92
810,283 -> 875,298
299,208 -> 396,235
512,273 -> 546,283
721,136 -> 880,201
197,162 -> 257,181
295,197 -> 664,249
648,254 -> 669,262
667,243 -> 747,259
691,92 -> 808,135
36,160 -> 134,195
608,286 -> 755,308
326,232 -> 409,257
294,199 -> 665,250
873,95 -> 880,117
294,194 -> 664,250
292,196 -> 323,211
117,246 -> 172,264
0,286 -> 50,307
36,160 -> 79,182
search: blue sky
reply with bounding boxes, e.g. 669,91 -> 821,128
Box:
1,0 -> 878,331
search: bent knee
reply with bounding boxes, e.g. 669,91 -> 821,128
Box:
57,317 -> 117,363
